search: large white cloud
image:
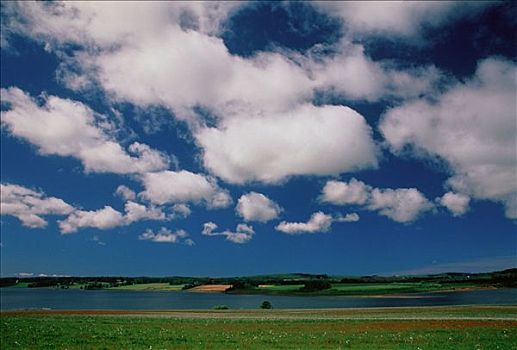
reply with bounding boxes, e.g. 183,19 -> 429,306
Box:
320,178 -> 434,223
380,58 -> 517,219
58,206 -> 125,234
236,192 -> 282,223
4,1 -> 467,189
276,211 -> 334,234
202,222 -> 255,244
0,87 -> 169,174
139,170 -> 232,208
196,104 -> 378,184
1,2 -> 242,48
0,183 -> 73,228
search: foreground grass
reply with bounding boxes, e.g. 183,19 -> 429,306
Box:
2,307 -> 516,349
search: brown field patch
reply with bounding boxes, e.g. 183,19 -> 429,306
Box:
188,284 -> 232,292
351,320 -> 517,331
258,284 -> 274,288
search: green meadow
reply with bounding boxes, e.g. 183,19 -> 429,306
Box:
2,307 -> 516,349
230,282 -> 481,296
107,283 -> 185,291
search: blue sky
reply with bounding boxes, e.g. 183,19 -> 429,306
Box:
0,1 -> 515,277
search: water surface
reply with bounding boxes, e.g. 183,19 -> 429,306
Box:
1,288 -> 515,310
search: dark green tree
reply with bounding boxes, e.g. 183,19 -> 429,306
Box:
260,301 -> 272,309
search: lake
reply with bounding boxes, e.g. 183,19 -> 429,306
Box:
1,288 -> 516,310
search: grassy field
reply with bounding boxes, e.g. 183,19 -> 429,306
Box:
231,282 -> 485,296
1,306 -> 516,349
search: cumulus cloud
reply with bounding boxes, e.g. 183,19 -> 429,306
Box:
439,192 -> 471,217
124,201 -> 166,224
380,58 -> 517,219
335,212 -> 360,222
309,42 -> 443,102
276,211 -> 333,234
115,185 -> 136,201
139,170 -> 231,208
202,222 -> 218,235
1,2 -> 242,48
0,183 -> 74,228
314,1 -> 492,37
320,178 -> 370,205
58,206 -> 125,234
139,227 -> 193,245
368,188 -> 434,223
171,203 -> 191,218
4,1 -> 470,189
202,222 -> 255,244
58,201 -> 167,234
236,192 -> 282,222
321,178 -> 434,223
196,104 -> 377,184
0,88 -> 169,174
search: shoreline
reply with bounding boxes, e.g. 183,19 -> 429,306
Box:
1,285 -> 507,298
1,305 -> 517,323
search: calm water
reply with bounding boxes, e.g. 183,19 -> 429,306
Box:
1,288 -> 516,310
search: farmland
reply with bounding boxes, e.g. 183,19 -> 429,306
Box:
228,282 -> 487,296
1,306 -> 516,349
108,283 -> 185,291
2,268 -> 514,297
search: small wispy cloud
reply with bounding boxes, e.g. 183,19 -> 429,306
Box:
139,227 -> 194,245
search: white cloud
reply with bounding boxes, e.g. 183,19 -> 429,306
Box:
2,2 -> 310,124
0,87 -> 169,174
320,179 -> 434,223
320,179 -> 370,205
17,272 -> 34,277
380,58 -> 517,219
4,2 -> 464,191
314,1 -> 491,37
58,201 -> 167,234
276,211 -> 333,234
1,2 -> 242,48
0,183 -> 73,228
124,201 -> 166,224
171,203 -> 191,218
202,222 -> 255,244
196,104 -> 377,184
335,213 -> 360,222
202,222 -> 218,235
139,227 -> 193,244
115,185 -> 136,201
368,188 -> 433,223
58,206 -> 125,234
309,43 -> 443,102
236,192 -> 282,223
439,192 -> 471,217
139,170 -> 231,208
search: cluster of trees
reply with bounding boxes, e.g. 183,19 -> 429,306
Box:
2,269 -> 515,289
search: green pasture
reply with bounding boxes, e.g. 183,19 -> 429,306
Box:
2,307 -> 515,349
